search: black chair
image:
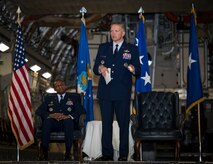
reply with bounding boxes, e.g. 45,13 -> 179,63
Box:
35,93 -> 86,161
131,91 -> 184,161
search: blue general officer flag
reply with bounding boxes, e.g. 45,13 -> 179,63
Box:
132,14 -> 152,115
77,20 -> 94,122
186,6 -> 204,113
135,16 -> 152,92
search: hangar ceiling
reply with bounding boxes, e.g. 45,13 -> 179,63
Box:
0,0 -> 213,89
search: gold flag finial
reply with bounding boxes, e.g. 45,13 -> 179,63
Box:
191,3 -> 197,25
16,6 -> 22,26
87,64 -> 92,79
138,6 -> 145,21
80,7 -> 87,25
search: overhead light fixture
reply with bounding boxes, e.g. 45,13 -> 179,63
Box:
42,72 -> 52,79
148,53 -> 152,66
46,87 -> 56,93
0,42 -> 9,52
30,65 -> 41,72
148,60 -> 152,66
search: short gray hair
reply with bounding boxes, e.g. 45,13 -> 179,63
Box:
110,21 -> 126,32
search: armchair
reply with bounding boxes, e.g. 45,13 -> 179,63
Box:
35,92 -> 86,161
131,91 -> 184,161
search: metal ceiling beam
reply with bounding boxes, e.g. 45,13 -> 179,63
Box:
24,45 -> 52,70
0,26 -> 51,70
23,14 -> 105,27
16,0 -> 213,16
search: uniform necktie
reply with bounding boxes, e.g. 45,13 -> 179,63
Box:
114,44 -> 119,56
60,95 -> 63,103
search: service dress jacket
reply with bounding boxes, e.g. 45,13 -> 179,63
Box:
93,41 -> 141,101
36,93 -> 85,120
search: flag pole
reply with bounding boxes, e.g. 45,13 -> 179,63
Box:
77,6 -> 94,122
191,3 -> 202,161
78,6 -> 86,97
197,103 -> 202,162
138,6 -> 144,20
80,6 -> 87,25
16,6 -> 21,26
17,145 -> 20,161
137,7 -> 144,161
16,6 -> 21,161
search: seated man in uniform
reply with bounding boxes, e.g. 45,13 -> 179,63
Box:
36,79 -> 86,161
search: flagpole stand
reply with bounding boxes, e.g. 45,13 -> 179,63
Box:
197,103 -> 202,162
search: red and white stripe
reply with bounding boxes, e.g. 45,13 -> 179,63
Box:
8,64 -> 34,150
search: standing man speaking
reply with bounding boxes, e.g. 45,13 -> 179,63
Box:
93,21 -> 141,161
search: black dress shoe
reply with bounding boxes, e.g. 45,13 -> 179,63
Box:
64,153 -> 71,161
41,148 -> 48,161
118,156 -> 127,161
43,154 -> 48,161
96,156 -> 113,161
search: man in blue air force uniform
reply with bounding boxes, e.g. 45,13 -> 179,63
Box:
93,21 -> 141,161
36,79 -> 85,161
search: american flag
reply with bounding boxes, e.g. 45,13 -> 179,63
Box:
8,25 -> 34,150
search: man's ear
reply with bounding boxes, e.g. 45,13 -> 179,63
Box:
122,31 -> 125,38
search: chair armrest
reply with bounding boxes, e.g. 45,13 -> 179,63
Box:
130,114 -> 138,137
78,114 -> 86,128
176,113 -> 185,130
78,114 -> 86,139
130,114 -> 138,128
35,115 -> 42,130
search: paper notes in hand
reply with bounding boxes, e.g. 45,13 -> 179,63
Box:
104,68 -> 112,85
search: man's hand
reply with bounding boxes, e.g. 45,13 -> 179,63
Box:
99,65 -> 108,77
49,113 -> 70,120
127,64 -> 135,74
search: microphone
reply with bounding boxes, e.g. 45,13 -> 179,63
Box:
124,63 -> 133,72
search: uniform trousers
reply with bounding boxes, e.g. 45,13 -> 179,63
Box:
41,117 -> 74,153
99,99 -> 130,158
